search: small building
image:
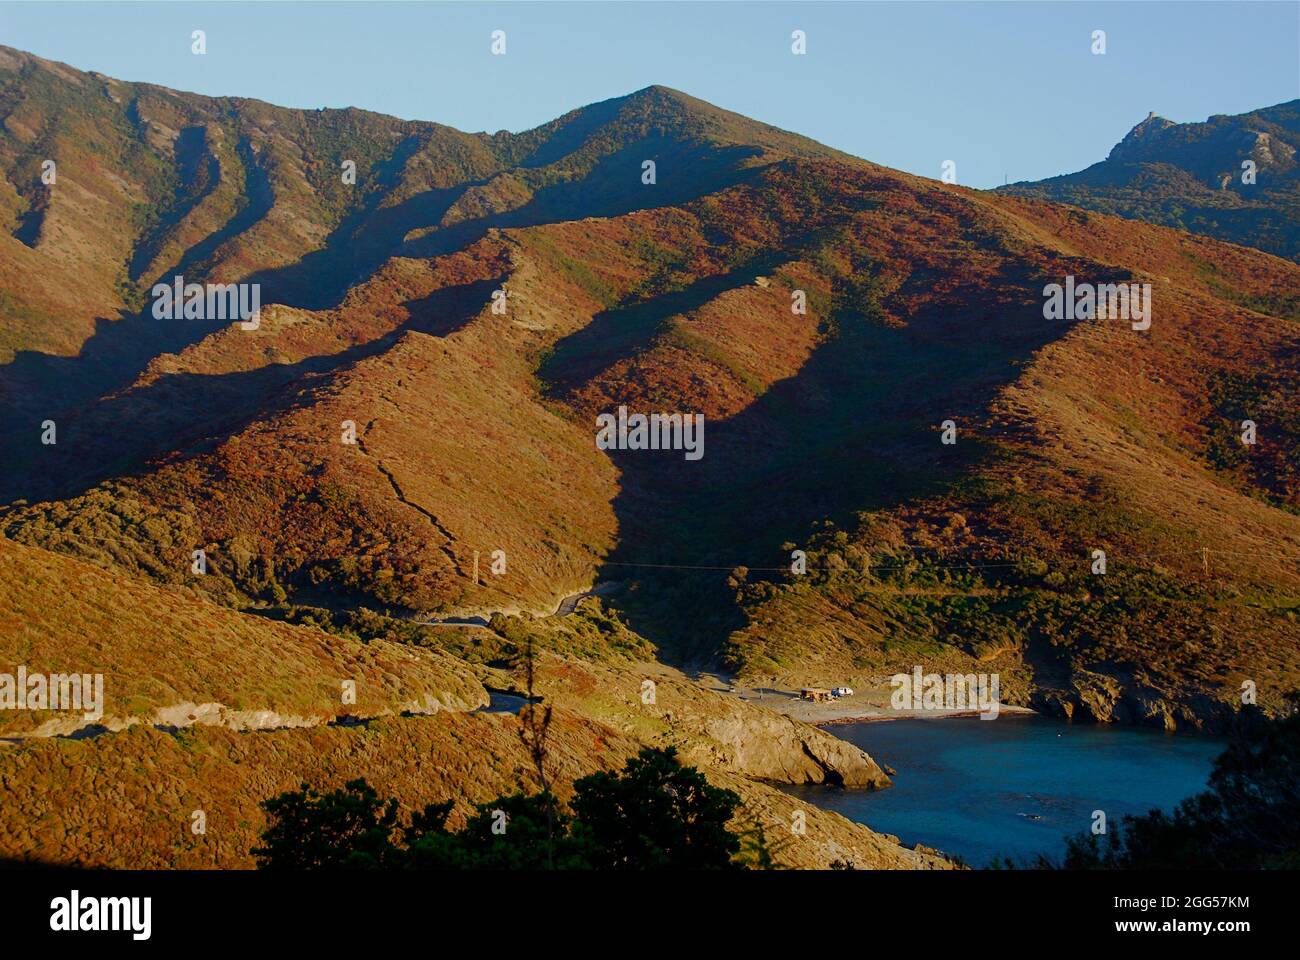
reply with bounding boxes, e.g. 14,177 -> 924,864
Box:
799,688 -> 835,703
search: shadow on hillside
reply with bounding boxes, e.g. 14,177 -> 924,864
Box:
0,134 -> 283,445
589,257 -> 1062,663
515,94 -> 627,168
401,138 -> 767,264
128,125 -> 225,282
0,276 -> 500,505
238,136 -> 469,311
155,136 -> 276,289
0,140 -> 463,458
11,191 -> 47,248
0,144 -> 274,440
236,137 -> 766,317
0,133 -> 767,504
539,253 -> 782,397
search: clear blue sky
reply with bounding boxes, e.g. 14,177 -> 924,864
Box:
2,1 -> 1297,188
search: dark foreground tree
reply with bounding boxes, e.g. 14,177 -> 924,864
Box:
406,792 -> 592,869
571,746 -> 743,869
254,746 -> 747,869
253,778 -> 400,869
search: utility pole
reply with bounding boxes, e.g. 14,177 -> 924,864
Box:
1202,546 -> 1210,576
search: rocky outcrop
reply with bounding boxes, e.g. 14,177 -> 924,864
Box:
532,658 -> 890,789
697,710 -> 889,787
1107,111 -> 1178,161
1030,673 -> 1240,734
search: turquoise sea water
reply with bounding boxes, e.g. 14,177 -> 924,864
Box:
785,714 -> 1225,867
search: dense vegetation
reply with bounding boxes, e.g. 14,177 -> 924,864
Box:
254,746 -> 746,870
2,46 -> 1299,871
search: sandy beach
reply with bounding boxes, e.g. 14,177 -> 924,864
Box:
689,673 -> 1037,726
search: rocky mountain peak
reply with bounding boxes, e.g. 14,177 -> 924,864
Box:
1107,111 -> 1178,161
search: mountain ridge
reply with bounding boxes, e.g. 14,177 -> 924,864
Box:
1,45 -> 1297,735
2,42 -> 1299,869
1001,99 -> 1300,263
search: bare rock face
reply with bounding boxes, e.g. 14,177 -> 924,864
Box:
1107,112 -> 1178,162
1244,129 -> 1297,172
1030,672 -> 1241,734
536,658 -> 890,788
698,710 -> 889,787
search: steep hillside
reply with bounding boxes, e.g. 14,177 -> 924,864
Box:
0,534 -> 489,737
1,44 -> 1296,758
0,529 -> 936,869
0,705 -> 948,870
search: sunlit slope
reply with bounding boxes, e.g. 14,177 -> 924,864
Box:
718,196 -> 1300,728
0,535 -> 488,737
0,46 -> 1295,727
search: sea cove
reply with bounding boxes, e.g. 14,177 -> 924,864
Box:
786,715 -> 1225,867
